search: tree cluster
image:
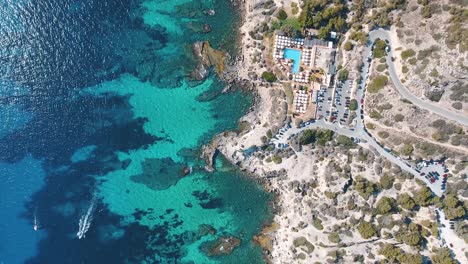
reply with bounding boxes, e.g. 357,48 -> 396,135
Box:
299,129 -> 333,146
298,0 -> 348,39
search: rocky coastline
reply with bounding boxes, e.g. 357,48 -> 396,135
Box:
191,0 -> 284,262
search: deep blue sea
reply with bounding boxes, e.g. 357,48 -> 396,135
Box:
0,0 -> 271,263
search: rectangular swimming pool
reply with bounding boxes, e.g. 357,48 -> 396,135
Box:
283,48 -> 301,74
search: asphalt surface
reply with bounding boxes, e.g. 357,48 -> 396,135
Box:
334,80 -> 352,126
369,29 -> 468,127
316,85 -> 332,120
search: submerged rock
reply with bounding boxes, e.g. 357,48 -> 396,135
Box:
201,236 -> 241,256
198,224 -> 217,237
203,9 -> 216,16
180,166 -> 192,176
186,22 -> 212,34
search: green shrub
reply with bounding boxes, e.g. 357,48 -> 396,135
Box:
397,193 -> 416,210
353,175 -> 378,199
369,110 -> 382,120
378,131 -> 389,139
325,191 -> 338,199
357,221 -> 378,239
376,64 -> 387,72
452,102 -> 463,110
431,248 -> 457,264
379,175 -> 394,190
299,129 -> 333,146
262,71 -> 277,82
338,69 -> 349,81
408,57 -> 417,65
312,215 -> 324,230
414,186 -> 439,207
394,114 -> 404,122
293,236 -> 315,253
402,65 -> 409,73
375,196 -> 397,214
366,123 -> 375,129
272,155 -> 283,164
344,41 -> 353,51
277,9 -> 288,20
336,135 -> 355,148
368,75 -> 388,93
443,194 -> 466,220
379,243 -> 423,264
328,233 -> 341,243
373,39 -> 387,58
350,31 -> 367,45
290,3 -> 298,15
401,49 -> 416,60
349,99 -> 358,110
400,144 -> 414,156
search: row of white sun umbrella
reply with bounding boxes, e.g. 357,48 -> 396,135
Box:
293,72 -> 310,83
301,51 -> 313,65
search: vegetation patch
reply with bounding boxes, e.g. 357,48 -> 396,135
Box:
353,175 -> 378,199
272,155 -> 282,164
368,75 -> 388,93
349,99 -> 358,110
401,49 -> 416,60
262,71 -> 277,82
375,197 -> 397,215
378,131 -> 389,139
338,69 -> 349,81
442,194 -> 466,220
344,41 -> 353,51
277,9 -> 288,20
379,243 -> 423,264
293,236 -> 315,254
376,64 -> 387,72
328,232 -> 341,243
373,39 -> 387,58
298,0 -> 348,39
357,221 -> 378,239
312,215 -> 324,230
393,114 -> 404,122
299,129 -> 333,146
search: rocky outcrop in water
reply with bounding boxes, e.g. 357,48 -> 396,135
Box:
201,236 -> 241,256
190,41 -> 226,81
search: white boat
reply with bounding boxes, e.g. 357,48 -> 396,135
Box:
33,215 -> 39,231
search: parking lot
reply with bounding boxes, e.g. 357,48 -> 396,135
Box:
416,160 -> 449,191
333,79 -> 353,126
316,85 -> 333,120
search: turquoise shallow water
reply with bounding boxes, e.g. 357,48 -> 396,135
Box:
0,0 -> 271,263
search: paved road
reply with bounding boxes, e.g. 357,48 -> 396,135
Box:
369,29 -> 468,127
271,118 -> 444,196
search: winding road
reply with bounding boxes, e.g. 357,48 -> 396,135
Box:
369,29 -> 468,127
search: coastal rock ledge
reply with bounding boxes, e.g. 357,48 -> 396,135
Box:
190,41 -> 226,81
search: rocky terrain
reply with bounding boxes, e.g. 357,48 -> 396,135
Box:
389,0 -> 468,113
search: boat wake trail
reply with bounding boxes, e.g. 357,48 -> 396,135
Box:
77,193 -> 98,239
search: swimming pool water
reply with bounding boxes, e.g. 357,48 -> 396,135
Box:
284,48 -> 301,74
